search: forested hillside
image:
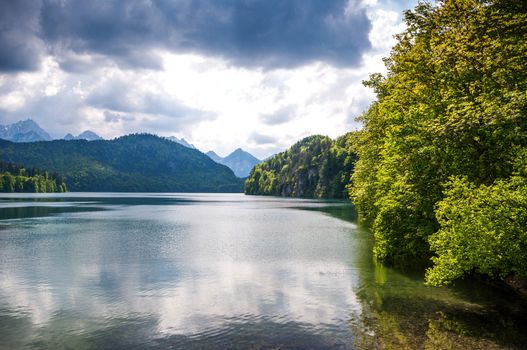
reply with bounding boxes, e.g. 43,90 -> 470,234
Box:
0,134 -> 244,192
0,162 -> 67,192
245,134 -> 355,198
349,0 -> 527,286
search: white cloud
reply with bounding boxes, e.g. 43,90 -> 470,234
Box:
0,1 -> 416,159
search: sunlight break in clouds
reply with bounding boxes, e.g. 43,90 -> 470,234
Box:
0,0 -> 417,159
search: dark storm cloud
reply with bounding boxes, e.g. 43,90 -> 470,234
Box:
154,0 -> 372,68
1,0 -> 372,73
85,79 -> 140,113
86,78 -> 212,123
40,0 -> 167,70
0,0 -> 43,72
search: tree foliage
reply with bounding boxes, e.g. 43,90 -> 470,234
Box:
349,0 -> 527,284
245,134 -> 356,198
0,134 -> 243,192
427,176 -> 527,285
0,161 -> 67,193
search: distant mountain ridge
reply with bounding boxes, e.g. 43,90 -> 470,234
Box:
0,134 -> 243,192
0,119 -> 52,142
0,119 -> 103,142
166,136 -> 196,149
206,148 -> 261,178
1,119 -> 259,179
64,130 -> 103,141
206,150 -> 223,163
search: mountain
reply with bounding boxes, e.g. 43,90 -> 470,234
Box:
206,150 -> 223,163
166,136 -> 195,149
206,149 -> 261,178
221,149 -> 261,178
0,134 -> 244,192
0,119 -> 52,142
245,134 -> 356,198
64,130 -> 103,141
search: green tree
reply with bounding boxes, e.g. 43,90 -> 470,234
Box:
0,135 -> 243,192
426,176 -> 527,285
349,0 -> 527,282
14,177 -> 24,192
245,134 -> 356,198
0,162 -> 68,193
2,174 -> 15,192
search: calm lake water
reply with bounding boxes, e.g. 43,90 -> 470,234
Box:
0,193 -> 526,349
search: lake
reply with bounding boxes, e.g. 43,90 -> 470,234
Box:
0,193 -> 526,349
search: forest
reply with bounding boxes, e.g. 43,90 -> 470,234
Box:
1,0 -> 525,290
0,161 -> 67,193
348,0 -> 526,286
244,134 -> 355,198
0,134 -> 244,192
246,0 -> 527,290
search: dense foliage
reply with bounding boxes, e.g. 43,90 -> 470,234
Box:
245,134 -> 355,198
0,161 -> 67,192
0,134 -> 244,192
349,0 -> 527,285
428,176 -> 527,286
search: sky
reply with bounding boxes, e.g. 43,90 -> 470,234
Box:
0,0 -> 417,159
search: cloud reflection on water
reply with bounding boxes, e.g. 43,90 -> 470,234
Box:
0,195 -> 362,347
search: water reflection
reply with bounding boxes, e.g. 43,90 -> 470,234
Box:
350,232 -> 527,349
0,193 -> 526,349
0,261 -> 361,349
0,194 -> 363,349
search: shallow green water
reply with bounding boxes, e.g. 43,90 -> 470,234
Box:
0,193 -> 525,349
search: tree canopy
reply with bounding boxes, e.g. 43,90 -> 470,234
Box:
0,134 -> 244,192
245,134 -> 356,198
349,0 -> 527,285
0,161 -> 67,193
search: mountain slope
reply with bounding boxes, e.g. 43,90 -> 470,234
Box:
221,149 -> 261,178
0,134 -> 243,192
64,130 -> 103,141
0,119 -> 51,142
166,136 -> 196,149
245,134 -> 356,198
206,148 -> 261,178
206,151 -> 222,163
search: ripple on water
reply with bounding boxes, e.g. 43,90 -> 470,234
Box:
0,193 -> 526,349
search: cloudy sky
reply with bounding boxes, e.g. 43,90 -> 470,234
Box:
0,0 -> 416,159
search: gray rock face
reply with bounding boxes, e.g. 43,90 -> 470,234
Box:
64,130 -> 103,141
0,119 -> 52,142
77,130 -> 103,141
166,136 -> 196,149
206,148 -> 261,178
205,150 -> 223,163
